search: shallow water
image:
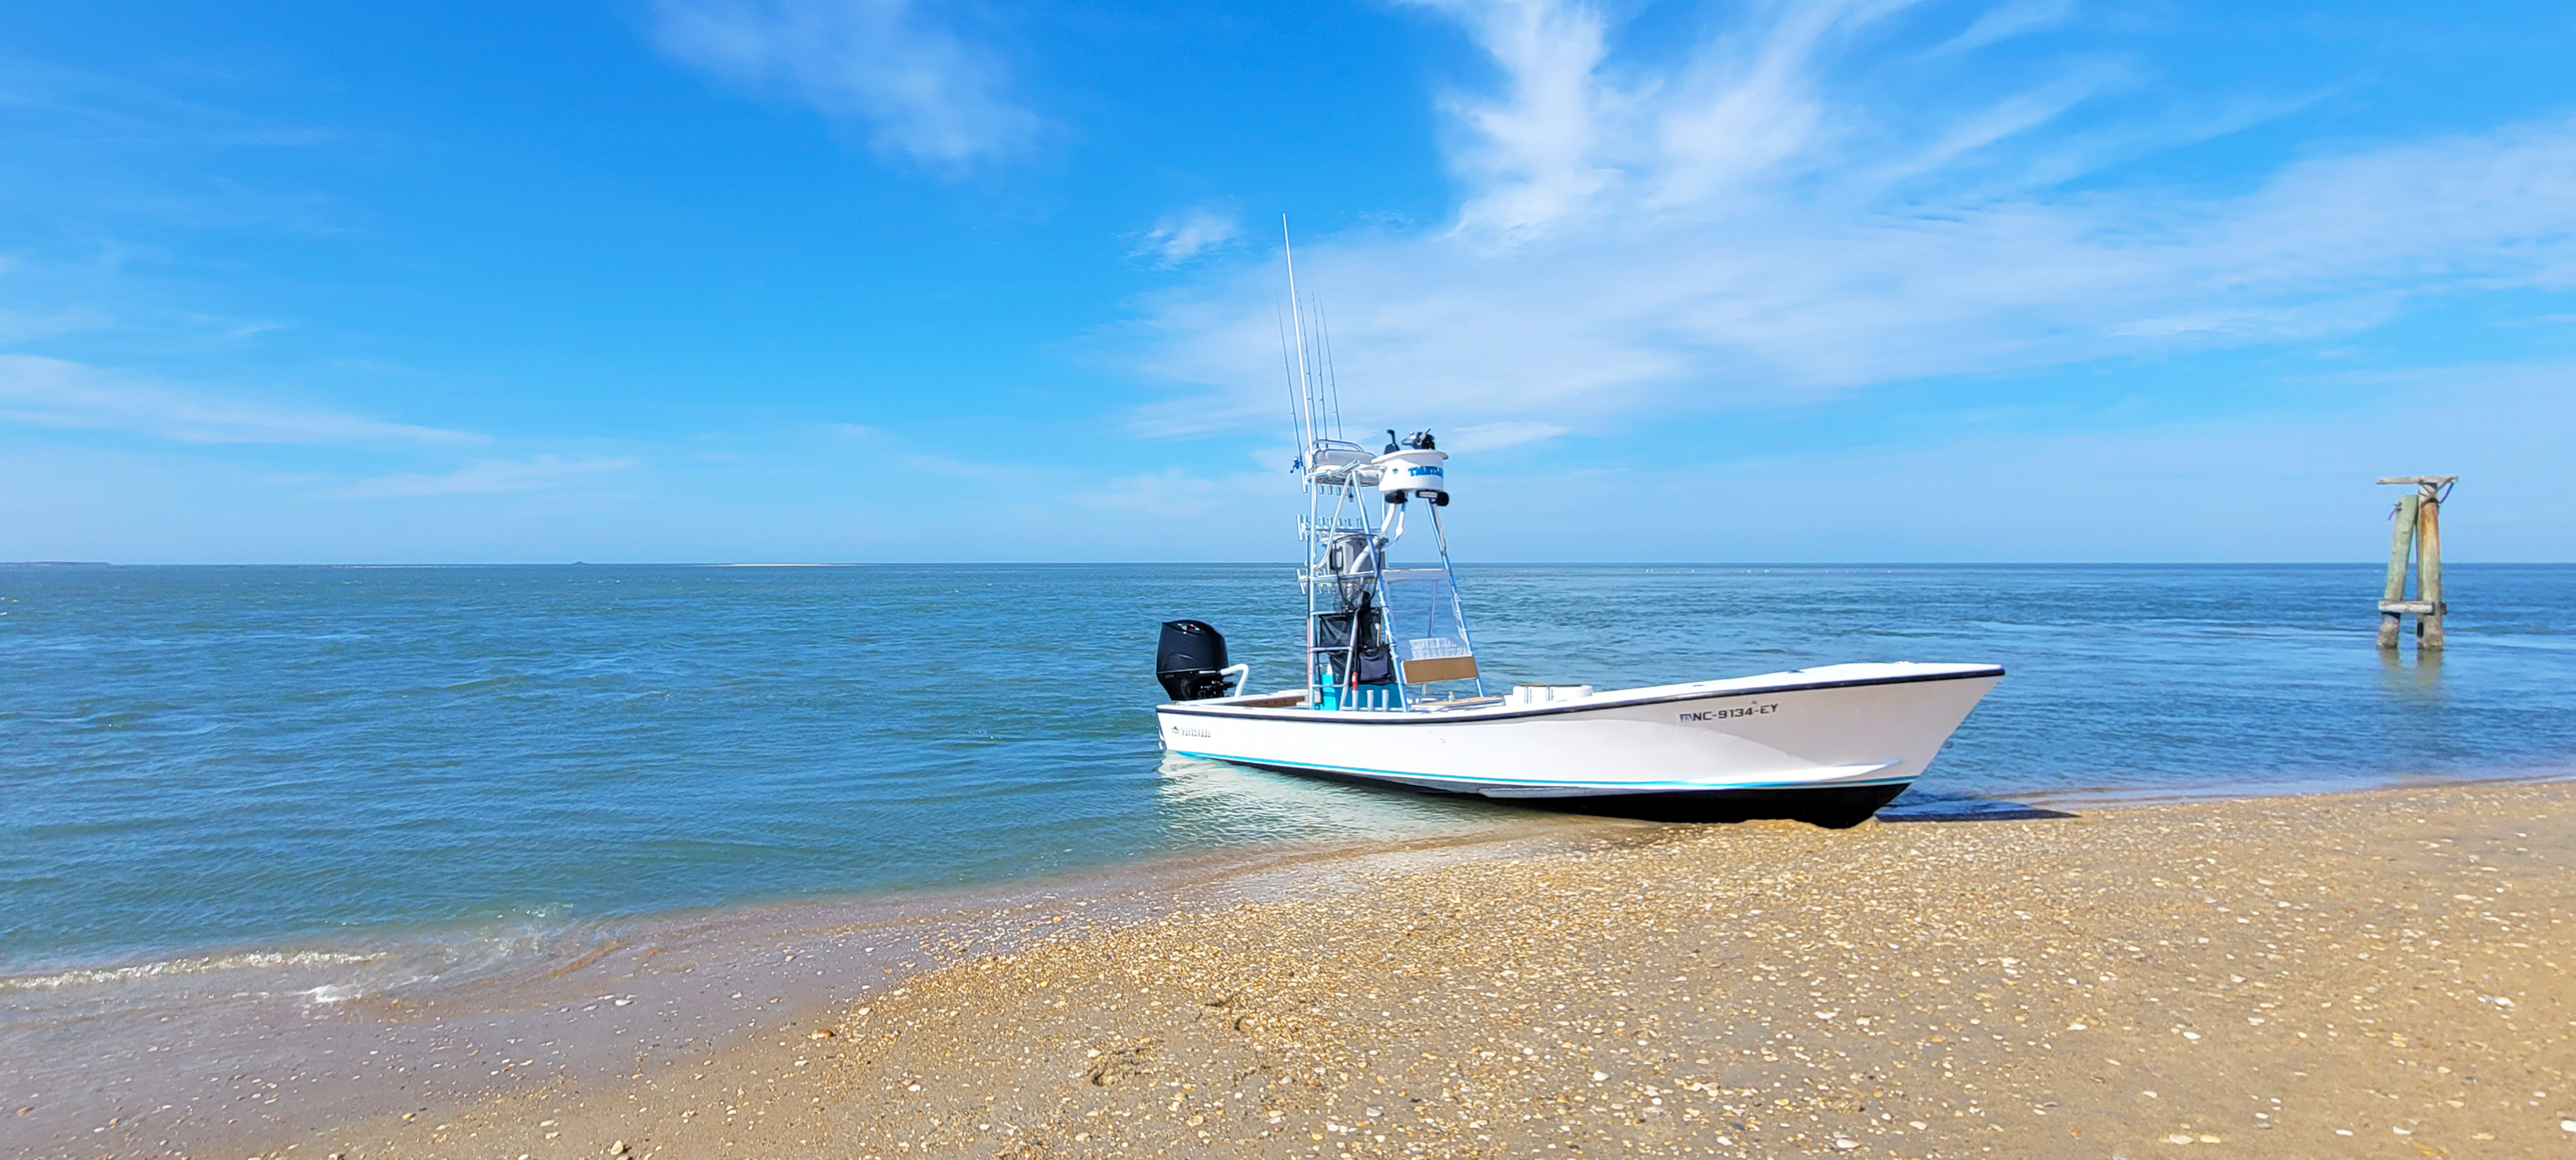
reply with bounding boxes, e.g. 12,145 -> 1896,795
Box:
4,563 -> 2571,991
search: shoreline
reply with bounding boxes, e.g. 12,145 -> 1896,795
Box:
20,761 -> 2575,988
1,812 -> 1613,1160
20,776 -> 2573,1159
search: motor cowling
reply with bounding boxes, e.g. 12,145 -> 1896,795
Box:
1156,620 -> 1238,701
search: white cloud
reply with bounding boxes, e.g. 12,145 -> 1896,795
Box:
652,0 -> 1040,169
1117,0 -> 2576,439
1411,0 -> 1626,240
1133,206 -> 1243,266
0,355 -> 475,445
346,455 -> 638,498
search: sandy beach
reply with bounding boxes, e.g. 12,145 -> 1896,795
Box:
61,778 -> 2576,1159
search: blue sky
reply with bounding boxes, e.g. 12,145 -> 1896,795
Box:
1,0 -> 2570,563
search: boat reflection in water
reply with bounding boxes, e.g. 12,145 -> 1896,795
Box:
1151,750 -> 1507,846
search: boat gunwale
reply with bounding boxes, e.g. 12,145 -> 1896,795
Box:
1153,664 -> 2006,724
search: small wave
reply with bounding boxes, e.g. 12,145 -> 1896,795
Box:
1,950 -> 387,991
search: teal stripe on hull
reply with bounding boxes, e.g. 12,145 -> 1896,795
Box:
1170,750 -> 1912,793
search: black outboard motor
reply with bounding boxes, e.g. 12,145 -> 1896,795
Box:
1156,620 -> 1238,701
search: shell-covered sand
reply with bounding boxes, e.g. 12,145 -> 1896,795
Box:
274,781 -> 2572,1159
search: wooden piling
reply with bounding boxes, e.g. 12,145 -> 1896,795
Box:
2417,491 -> 2444,650
2373,475 -> 2455,651
2379,492 -> 2418,650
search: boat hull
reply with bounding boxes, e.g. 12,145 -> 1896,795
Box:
1154,662 -> 2002,827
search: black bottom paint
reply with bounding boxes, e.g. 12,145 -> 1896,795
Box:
1536,782 -> 1913,828
1236,763 -> 1912,830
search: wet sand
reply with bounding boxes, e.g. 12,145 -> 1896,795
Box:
7,823 -> 1593,1160
61,779 -> 2576,1158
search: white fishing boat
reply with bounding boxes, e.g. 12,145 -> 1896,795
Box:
1151,227 -> 2002,827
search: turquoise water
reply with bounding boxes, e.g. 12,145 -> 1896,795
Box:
4,563 -> 2573,979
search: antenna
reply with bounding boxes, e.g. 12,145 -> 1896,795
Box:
1276,301 -> 1303,459
1283,215 -> 1317,453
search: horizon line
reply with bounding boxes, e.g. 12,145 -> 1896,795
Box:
6,560 -> 2573,569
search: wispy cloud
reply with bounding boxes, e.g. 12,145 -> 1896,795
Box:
0,61 -> 351,238
1133,205 -> 1243,266
903,451 -> 1043,483
651,0 -> 1041,170
1118,0 -> 2576,438
1441,420 -> 1570,452
0,59 -> 339,151
1930,0 -> 2076,57
1074,466 -> 1272,517
0,355 -> 475,445
345,455 -> 638,498
0,304 -> 113,344
0,66 -> 352,354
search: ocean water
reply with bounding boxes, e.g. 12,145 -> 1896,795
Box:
5,563 -> 2573,988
